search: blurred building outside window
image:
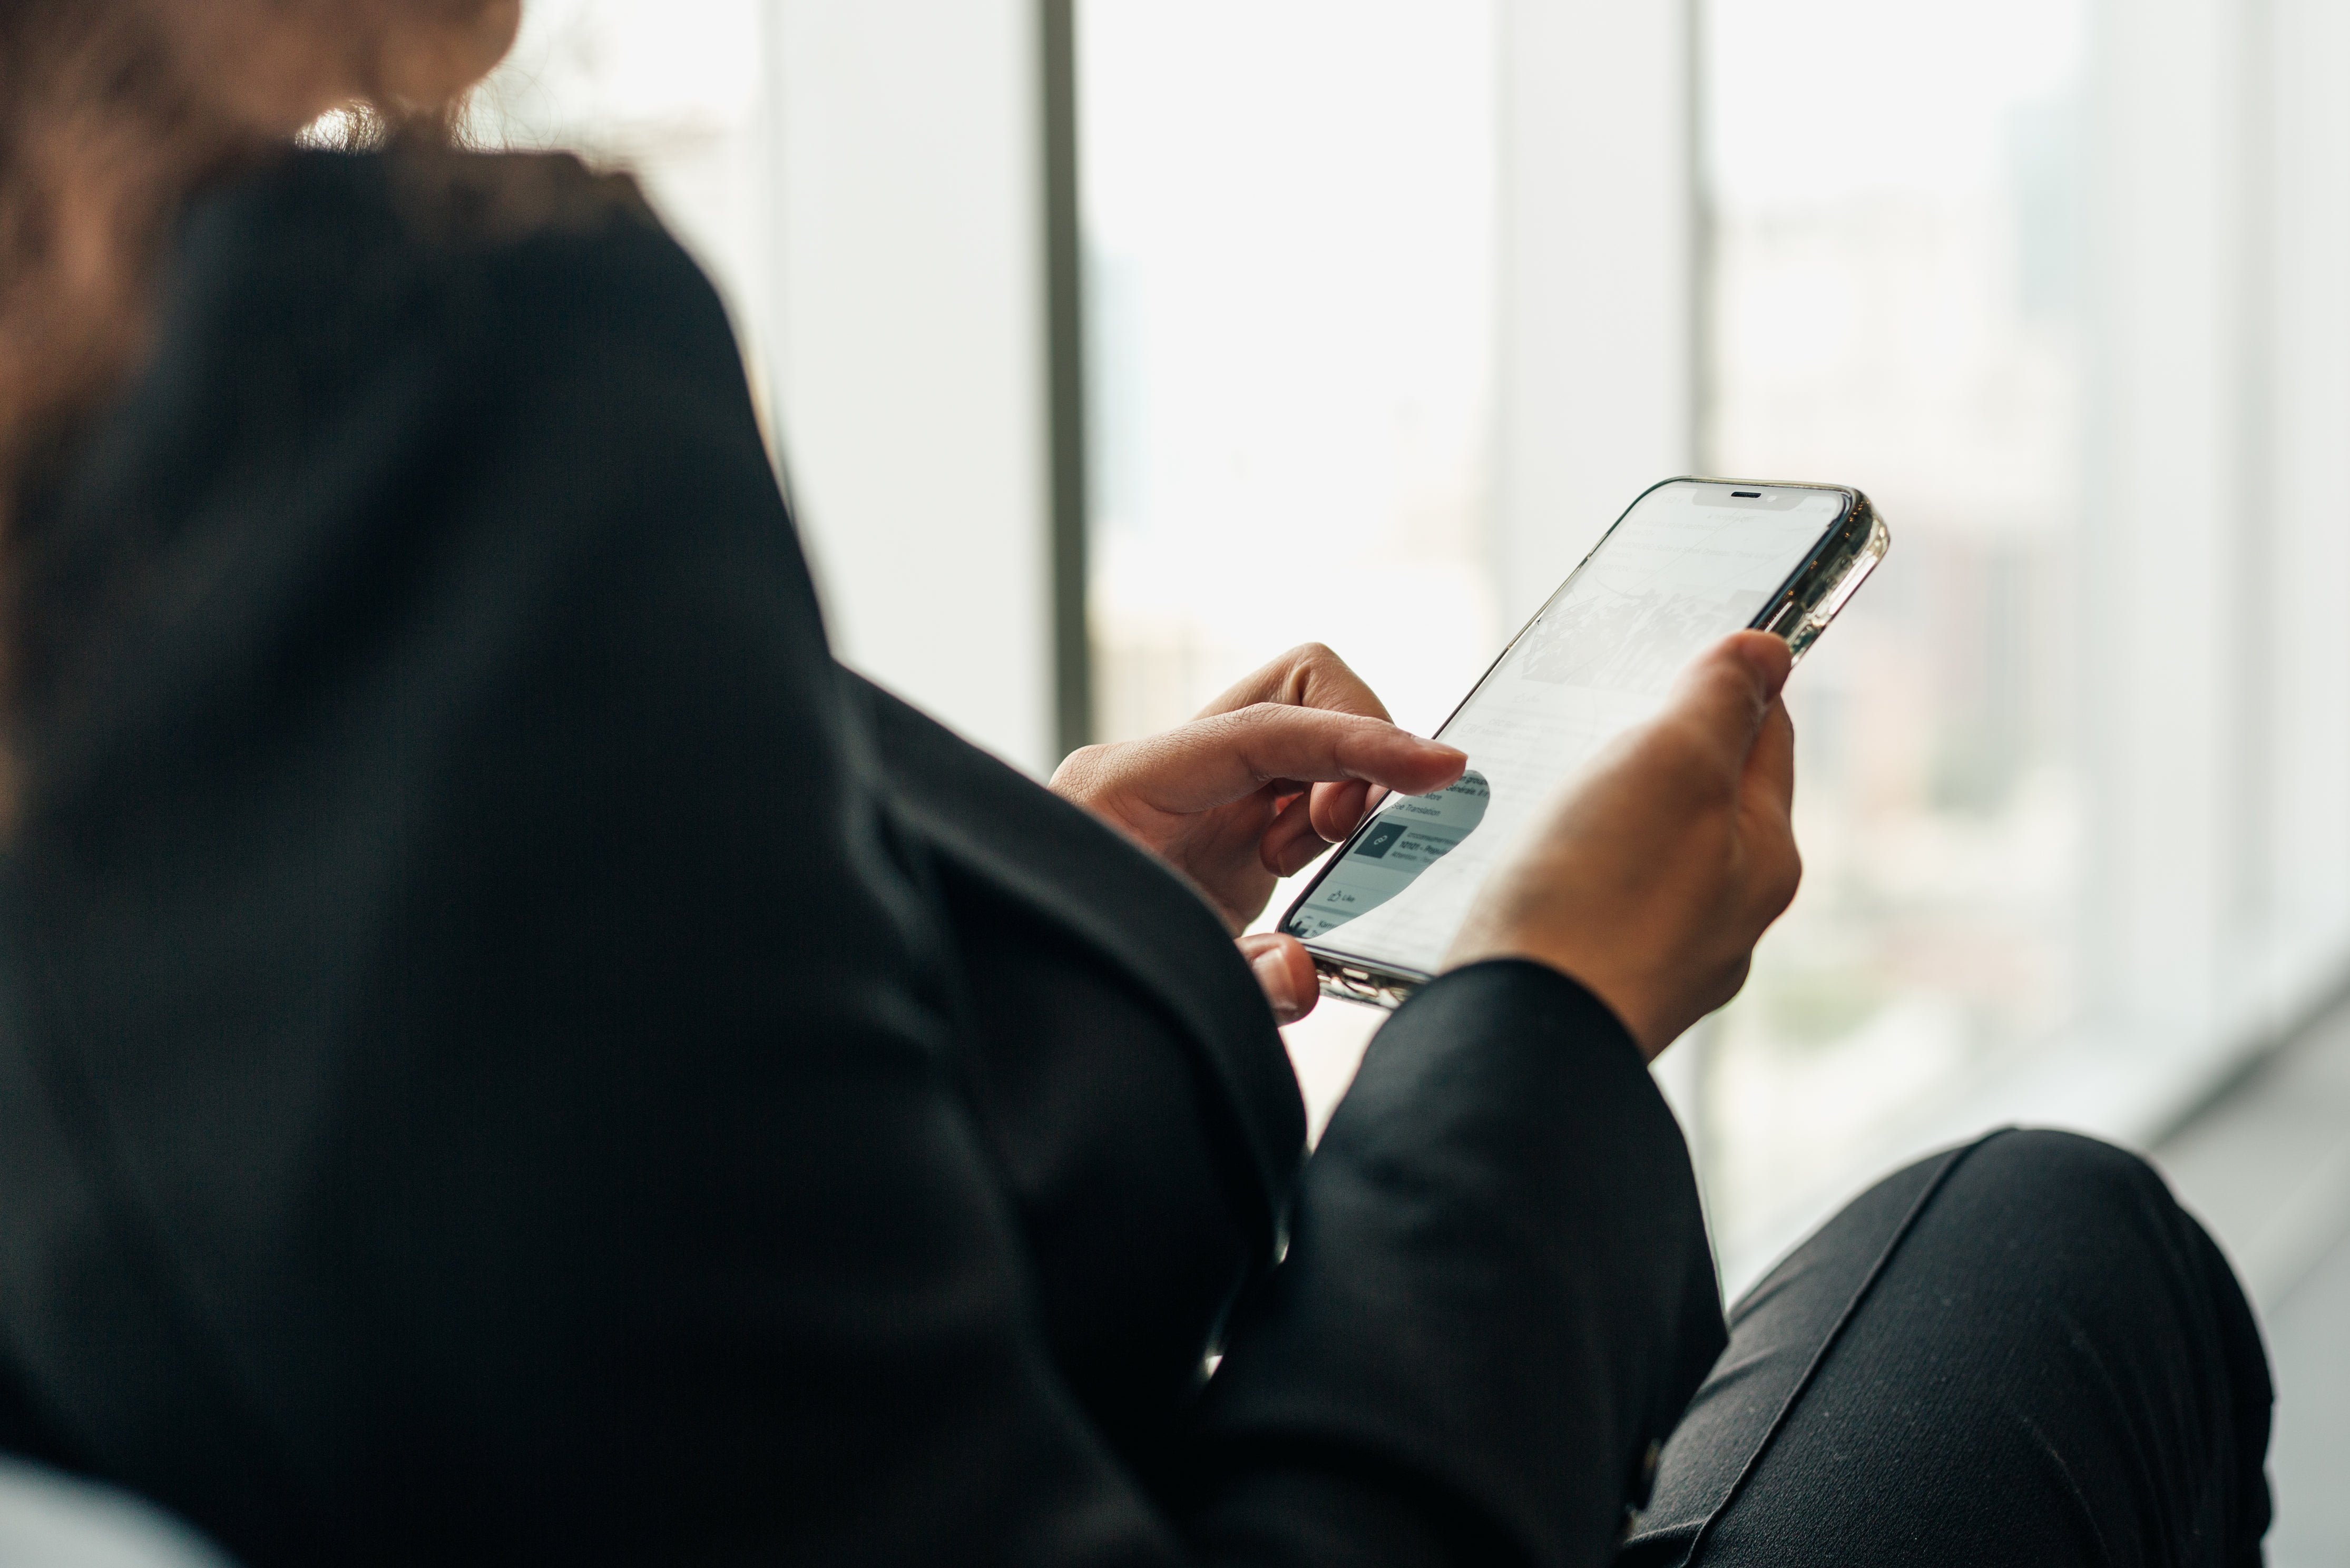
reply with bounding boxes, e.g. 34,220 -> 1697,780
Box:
1690,0 -> 2088,1272
1073,0 -> 2098,1288
465,1 -> 2350,1299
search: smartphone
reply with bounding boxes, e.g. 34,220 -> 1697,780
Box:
1280,477 -> 1888,1009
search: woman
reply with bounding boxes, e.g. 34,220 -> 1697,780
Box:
0,3 -> 2272,1565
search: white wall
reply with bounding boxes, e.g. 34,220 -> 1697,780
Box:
2084,0 -> 2350,1051
2258,0 -> 2350,1000
2082,0 -> 2243,1044
766,0 -> 1055,775
1490,0 -> 1696,631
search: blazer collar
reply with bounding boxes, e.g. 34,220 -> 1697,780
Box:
847,673 -> 1307,1258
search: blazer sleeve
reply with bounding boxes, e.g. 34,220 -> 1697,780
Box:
12,153 -> 1720,1568
1194,965 -> 1728,1567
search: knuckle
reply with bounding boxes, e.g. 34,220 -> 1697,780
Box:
1628,720 -> 1718,793
1654,718 -> 1710,763
1255,699 -> 1352,734
1052,741 -> 1114,778
1278,643 -> 1399,722
1768,847 -> 1803,908
1232,701 -> 1297,730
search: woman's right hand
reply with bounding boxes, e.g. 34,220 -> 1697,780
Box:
1445,632 -> 1802,1062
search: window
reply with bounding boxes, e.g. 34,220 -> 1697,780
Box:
1692,0 -> 2089,1272
1077,0 -> 1501,747
482,1 -> 2350,1296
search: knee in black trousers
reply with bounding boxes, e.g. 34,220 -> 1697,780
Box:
1622,1129 -> 2274,1568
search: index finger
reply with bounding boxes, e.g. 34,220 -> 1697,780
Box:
1112,703 -> 1465,815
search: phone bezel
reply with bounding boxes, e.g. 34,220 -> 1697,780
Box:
1282,476 -> 1888,1011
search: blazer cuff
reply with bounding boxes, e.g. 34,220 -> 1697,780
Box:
1199,958 -> 1725,1567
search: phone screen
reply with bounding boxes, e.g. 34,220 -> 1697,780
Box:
1282,479 -> 1852,978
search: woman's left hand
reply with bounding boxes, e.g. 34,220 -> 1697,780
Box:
1051,645 -> 1465,1023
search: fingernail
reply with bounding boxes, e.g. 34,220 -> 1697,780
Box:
1251,947 -> 1300,1022
1418,739 -> 1469,770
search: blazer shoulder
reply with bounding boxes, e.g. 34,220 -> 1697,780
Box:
22,145 -> 782,783
187,142 -> 655,239
162,148 -> 719,375
83,145 -> 745,526
381,144 -> 659,248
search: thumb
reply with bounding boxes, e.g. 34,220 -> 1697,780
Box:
1660,631 -> 1791,778
1237,933 -> 1317,1025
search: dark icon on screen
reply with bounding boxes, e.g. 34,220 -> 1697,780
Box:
1284,769 -> 1492,943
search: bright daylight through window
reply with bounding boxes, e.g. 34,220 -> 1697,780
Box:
1692,0 -> 2088,1274
1074,0 -> 2096,1288
1077,2 -> 1501,750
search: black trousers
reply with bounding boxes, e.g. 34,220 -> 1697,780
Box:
1621,1129 -> 2274,1567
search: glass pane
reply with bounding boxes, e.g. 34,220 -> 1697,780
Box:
1698,0 -> 2089,1270
1078,0 -> 1500,744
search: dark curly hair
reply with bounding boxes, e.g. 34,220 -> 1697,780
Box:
0,0 -> 506,512
0,1 -> 516,775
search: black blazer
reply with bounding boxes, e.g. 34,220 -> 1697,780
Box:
0,150 -> 1725,1567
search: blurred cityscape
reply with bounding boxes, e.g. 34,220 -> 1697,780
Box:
1081,0 -> 2091,1251
1692,0 -> 2087,1242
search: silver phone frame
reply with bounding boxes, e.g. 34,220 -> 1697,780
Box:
1284,476 -> 1891,1010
